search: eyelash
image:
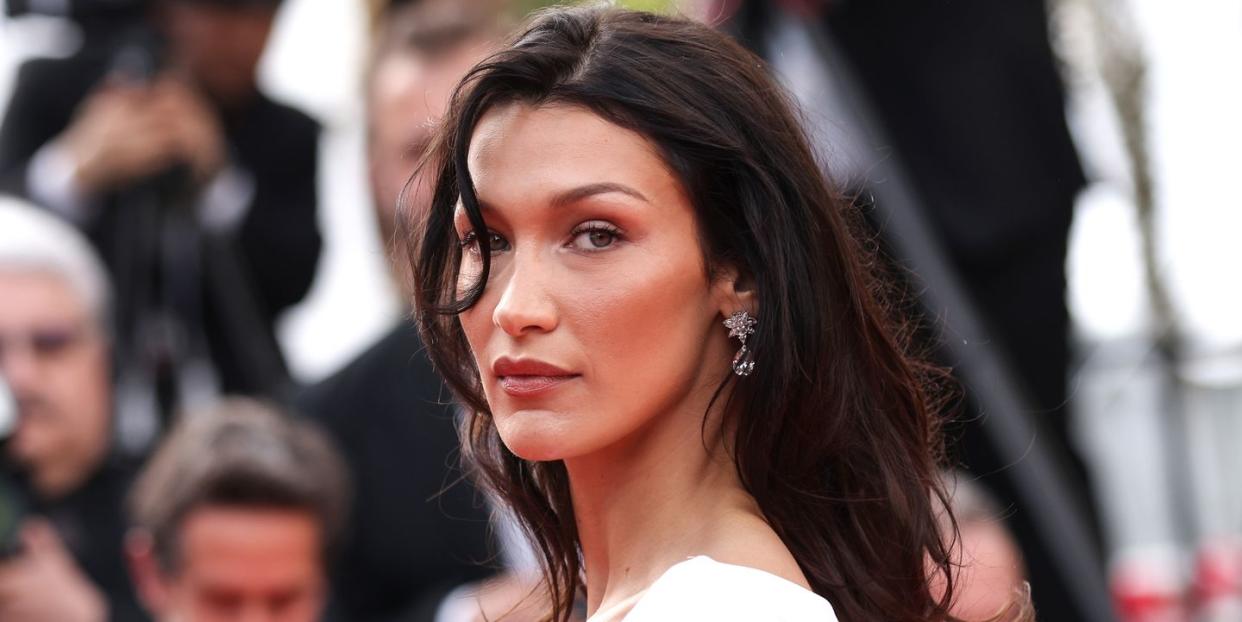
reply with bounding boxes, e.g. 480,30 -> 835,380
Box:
458,230 -> 506,256
569,222 -> 624,251
456,221 -> 625,255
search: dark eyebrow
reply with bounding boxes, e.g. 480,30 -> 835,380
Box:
463,182 -> 649,218
548,182 -> 649,208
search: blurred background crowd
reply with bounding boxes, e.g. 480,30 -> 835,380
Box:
0,0 -> 1238,621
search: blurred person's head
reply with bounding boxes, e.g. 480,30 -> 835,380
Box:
126,398 -> 348,622
366,0 -> 506,282
157,0 -> 284,108
0,198 -> 113,501
935,472 -> 1030,621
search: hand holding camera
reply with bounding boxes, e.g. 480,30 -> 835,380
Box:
60,75 -> 225,196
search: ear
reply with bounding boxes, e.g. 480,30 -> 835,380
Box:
710,262 -> 757,319
125,529 -> 171,618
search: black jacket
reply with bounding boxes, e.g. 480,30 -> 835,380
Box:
824,0 -> 1086,264
298,322 -> 497,622
23,457 -> 148,622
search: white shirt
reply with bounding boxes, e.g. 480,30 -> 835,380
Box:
27,141 -> 255,232
622,556 -> 838,621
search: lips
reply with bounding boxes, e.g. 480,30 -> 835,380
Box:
492,357 -> 579,397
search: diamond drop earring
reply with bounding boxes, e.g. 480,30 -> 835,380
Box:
723,310 -> 757,376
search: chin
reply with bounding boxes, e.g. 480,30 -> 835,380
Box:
494,408 -> 588,463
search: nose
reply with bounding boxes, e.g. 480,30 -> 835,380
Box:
492,250 -> 559,337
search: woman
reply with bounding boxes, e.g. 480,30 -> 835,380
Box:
407,6 -> 982,621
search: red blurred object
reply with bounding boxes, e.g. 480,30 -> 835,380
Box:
1191,539 -> 1242,621
1112,550 -> 1189,622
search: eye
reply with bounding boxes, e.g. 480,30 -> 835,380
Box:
459,230 -> 511,255
570,222 -> 623,251
30,327 -> 82,358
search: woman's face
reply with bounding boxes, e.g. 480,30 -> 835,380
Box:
455,103 -> 740,462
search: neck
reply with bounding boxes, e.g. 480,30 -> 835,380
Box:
564,383 -> 761,617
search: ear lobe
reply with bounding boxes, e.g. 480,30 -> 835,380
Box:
125,529 -> 171,617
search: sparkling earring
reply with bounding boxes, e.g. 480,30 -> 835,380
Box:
723,310 -> 757,376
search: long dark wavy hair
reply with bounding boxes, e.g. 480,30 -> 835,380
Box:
406,6 -> 972,622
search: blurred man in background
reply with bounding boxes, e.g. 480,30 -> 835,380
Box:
299,1 -> 549,620
126,399 -> 348,622
0,197 -> 145,621
0,0 -> 321,425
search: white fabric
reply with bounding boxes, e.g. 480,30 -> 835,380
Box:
622,556 -> 838,621
27,140 -> 254,233
196,164 -> 255,232
433,583 -> 482,622
27,140 -> 94,224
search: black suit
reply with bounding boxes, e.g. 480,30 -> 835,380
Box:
0,47 -> 320,398
826,0 -> 1084,262
298,322 -> 497,622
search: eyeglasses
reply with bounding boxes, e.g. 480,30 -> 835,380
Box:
0,323 -> 94,364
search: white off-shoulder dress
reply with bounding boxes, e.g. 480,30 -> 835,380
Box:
620,556 -> 838,621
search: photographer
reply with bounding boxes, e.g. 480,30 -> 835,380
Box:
0,0 -> 320,417
0,198 -> 145,621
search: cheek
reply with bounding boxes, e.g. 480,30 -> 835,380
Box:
549,258 -> 713,460
234,19 -> 272,62
368,157 -> 399,219
170,23 -> 212,69
63,347 -> 110,423
457,279 -> 496,389
571,255 -> 714,395
457,267 -> 488,341
456,255 -> 483,298
11,417 -> 52,460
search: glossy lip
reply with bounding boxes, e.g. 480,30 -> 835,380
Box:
492,356 -> 580,397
